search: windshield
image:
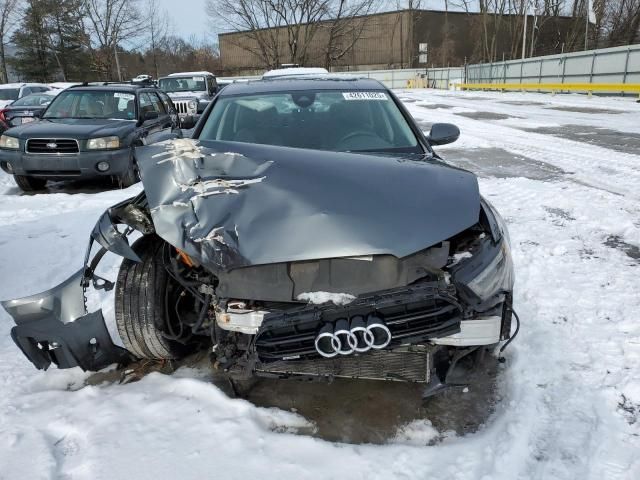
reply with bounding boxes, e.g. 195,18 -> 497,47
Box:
12,94 -> 54,107
0,88 -> 19,101
43,90 -> 137,120
159,76 -> 206,93
198,90 -> 420,153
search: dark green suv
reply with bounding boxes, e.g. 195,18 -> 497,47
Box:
0,83 -> 179,192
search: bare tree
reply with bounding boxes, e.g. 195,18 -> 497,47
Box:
208,0 -> 378,70
321,0 -> 376,69
0,0 -> 20,83
146,0 -> 171,78
83,0 -> 146,80
605,0 -> 640,45
206,0 -> 288,68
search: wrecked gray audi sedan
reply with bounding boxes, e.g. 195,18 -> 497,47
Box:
2,78 -> 516,394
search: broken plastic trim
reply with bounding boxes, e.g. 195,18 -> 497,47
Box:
1,269 -> 130,370
87,192 -> 155,264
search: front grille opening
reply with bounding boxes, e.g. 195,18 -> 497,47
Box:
26,139 -> 79,154
174,102 -> 189,114
257,348 -> 431,383
255,283 -> 462,362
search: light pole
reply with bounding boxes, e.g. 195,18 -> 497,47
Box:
521,2 -> 528,60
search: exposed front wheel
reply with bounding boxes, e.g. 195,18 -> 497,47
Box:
14,175 -> 47,192
115,235 -> 191,360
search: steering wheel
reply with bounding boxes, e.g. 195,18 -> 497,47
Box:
336,130 -> 390,150
338,130 -> 379,144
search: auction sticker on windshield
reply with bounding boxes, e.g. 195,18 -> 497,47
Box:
342,92 -> 388,101
114,93 -> 135,100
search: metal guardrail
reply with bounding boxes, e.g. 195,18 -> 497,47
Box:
455,82 -> 640,96
465,44 -> 640,86
219,44 -> 640,93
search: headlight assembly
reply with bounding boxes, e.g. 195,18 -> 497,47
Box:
0,135 -> 19,149
188,100 -> 198,111
466,240 -> 514,301
87,136 -> 120,150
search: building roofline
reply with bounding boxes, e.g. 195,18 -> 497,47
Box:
218,8 -> 575,37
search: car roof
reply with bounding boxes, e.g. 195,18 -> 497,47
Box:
0,83 -> 48,89
67,84 -> 155,92
164,71 -> 215,78
262,67 -> 329,78
218,77 -> 387,96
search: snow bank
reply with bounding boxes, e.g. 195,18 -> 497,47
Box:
1,90 -> 640,479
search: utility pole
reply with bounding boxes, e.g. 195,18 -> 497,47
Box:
529,14 -> 538,57
521,2 -> 528,60
584,2 -> 589,50
114,41 -> 122,81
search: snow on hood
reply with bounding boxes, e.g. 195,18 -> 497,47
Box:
136,139 -> 480,272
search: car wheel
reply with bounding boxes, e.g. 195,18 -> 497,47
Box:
117,156 -> 139,188
115,235 -> 191,360
13,175 -> 47,192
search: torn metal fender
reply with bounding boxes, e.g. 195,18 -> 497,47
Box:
1,269 -> 129,370
87,192 -> 155,263
90,211 -> 141,262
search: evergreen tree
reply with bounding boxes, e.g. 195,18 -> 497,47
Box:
10,0 -> 90,82
10,0 -> 55,81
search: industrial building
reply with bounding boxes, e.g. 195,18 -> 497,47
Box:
219,9 -> 576,75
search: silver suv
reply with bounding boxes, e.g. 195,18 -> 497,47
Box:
158,72 -> 219,128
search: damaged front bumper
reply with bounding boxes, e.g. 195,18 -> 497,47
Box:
2,269 -> 130,371
0,196 -> 148,371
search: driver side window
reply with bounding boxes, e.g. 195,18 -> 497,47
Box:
139,92 -> 157,117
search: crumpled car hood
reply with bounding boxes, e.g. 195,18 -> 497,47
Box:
136,139 -> 480,272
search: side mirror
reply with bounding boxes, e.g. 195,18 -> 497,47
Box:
138,110 -> 159,126
143,110 -> 159,122
144,129 -> 183,145
427,123 -> 460,146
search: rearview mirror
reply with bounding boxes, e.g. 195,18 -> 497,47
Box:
427,123 -> 460,146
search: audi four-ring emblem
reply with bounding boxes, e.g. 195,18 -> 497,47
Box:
314,314 -> 392,358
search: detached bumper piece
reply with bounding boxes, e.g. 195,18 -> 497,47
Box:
2,269 -> 129,371
10,311 -> 128,371
255,282 -> 462,362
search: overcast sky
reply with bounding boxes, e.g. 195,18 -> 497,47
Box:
152,0 -> 457,44
156,0 -> 212,42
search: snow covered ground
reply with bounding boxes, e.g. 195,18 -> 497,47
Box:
1,89 -> 639,479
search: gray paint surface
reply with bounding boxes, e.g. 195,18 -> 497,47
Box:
136,139 -> 480,272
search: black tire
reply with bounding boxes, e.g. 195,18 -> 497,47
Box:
14,175 -> 47,192
118,165 -> 139,188
116,154 -> 139,188
115,235 -> 188,360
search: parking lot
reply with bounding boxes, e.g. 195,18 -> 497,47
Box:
0,89 -> 639,479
